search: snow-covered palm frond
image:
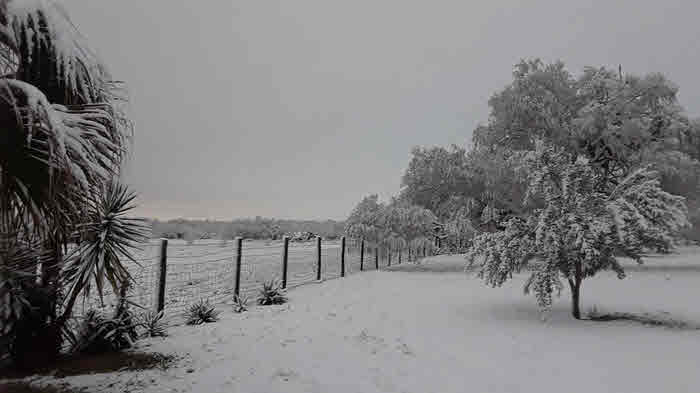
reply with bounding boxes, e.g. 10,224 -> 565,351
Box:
0,1 -> 142,365
0,78 -> 127,239
5,0 -> 114,102
0,0 -> 132,240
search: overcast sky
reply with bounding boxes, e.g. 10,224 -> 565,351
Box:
62,0 -> 700,221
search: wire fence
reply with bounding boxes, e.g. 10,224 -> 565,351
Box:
73,237 -> 435,325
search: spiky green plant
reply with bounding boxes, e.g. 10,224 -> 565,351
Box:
232,294 -> 249,313
185,299 -> 220,325
140,310 -> 168,338
257,280 -> 287,306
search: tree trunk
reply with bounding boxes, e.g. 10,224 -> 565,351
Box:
570,279 -> 581,319
569,263 -> 583,320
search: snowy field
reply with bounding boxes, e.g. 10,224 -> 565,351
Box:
17,247 -> 700,393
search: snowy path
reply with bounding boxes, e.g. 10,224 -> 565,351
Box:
30,252 -> 700,393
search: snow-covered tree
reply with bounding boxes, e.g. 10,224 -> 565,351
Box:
466,142 -> 689,319
345,194 -> 384,246
400,145 -> 471,219
345,195 -> 436,255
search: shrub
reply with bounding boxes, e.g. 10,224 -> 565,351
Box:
140,310 -> 168,337
232,295 -> 249,313
185,299 -> 220,325
67,309 -> 139,355
257,280 -> 287,306
66,283 -> 141,355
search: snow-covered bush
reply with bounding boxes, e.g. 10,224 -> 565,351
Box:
467,143 -> 689,319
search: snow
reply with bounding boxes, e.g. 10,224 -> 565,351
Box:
14,248 -> 700,393
7,0 -> 104,99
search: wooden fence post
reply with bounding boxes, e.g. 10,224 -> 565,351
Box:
234,237 -> 242,298
398,248 -> 402,264
341,236 -> 346,277
156,238 -> 168,312
360,238 -> 365,271
316,236 -> 322,281
375,247 -> 379,270
282,236 -> 289,289
388,249 -> 392,267
423,245 -> 426,258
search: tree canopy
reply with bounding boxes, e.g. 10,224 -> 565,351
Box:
401,59 -> 699,245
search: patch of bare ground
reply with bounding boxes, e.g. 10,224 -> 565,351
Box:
0,381 -> 89,393
0,351 -> 176,380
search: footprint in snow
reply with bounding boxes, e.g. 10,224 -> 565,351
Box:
354,329 -> 387,354
395,339 -> 414,356
281,338 -> 297,347
271,368 -> 299,382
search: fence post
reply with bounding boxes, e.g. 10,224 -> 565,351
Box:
282,236 -> 289,289
423,245 -> 426,259
398,248 -> 402,264
156,238 -> 168,312
388,249 -> 392,267
234,237 -> 242,298
375,247 -> 379,270
316,236 -> 322,281
341,236 -> 346,277
360,238 -> 365,271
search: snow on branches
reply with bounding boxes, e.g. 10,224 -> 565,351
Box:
467,142 -> 689,315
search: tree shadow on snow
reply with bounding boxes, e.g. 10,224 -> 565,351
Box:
587,308 -> 700,330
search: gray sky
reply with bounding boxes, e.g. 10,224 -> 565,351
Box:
62,0 -> 700,221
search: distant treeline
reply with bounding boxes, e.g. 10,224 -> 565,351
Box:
148,217 -> 345,240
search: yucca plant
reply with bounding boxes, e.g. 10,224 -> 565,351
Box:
66,284 -> 140,355
66,309 -> 138,355
232,294 -> 249,313
140,310 -> 168,338
185,299 -> 220,325
257,279 -> 287,306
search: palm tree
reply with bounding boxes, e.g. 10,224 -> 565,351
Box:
0,0 -> 146,368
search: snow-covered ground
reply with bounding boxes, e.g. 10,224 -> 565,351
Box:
18,248 -> 700,393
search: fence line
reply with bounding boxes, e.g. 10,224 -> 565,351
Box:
74,236 -> 434,324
